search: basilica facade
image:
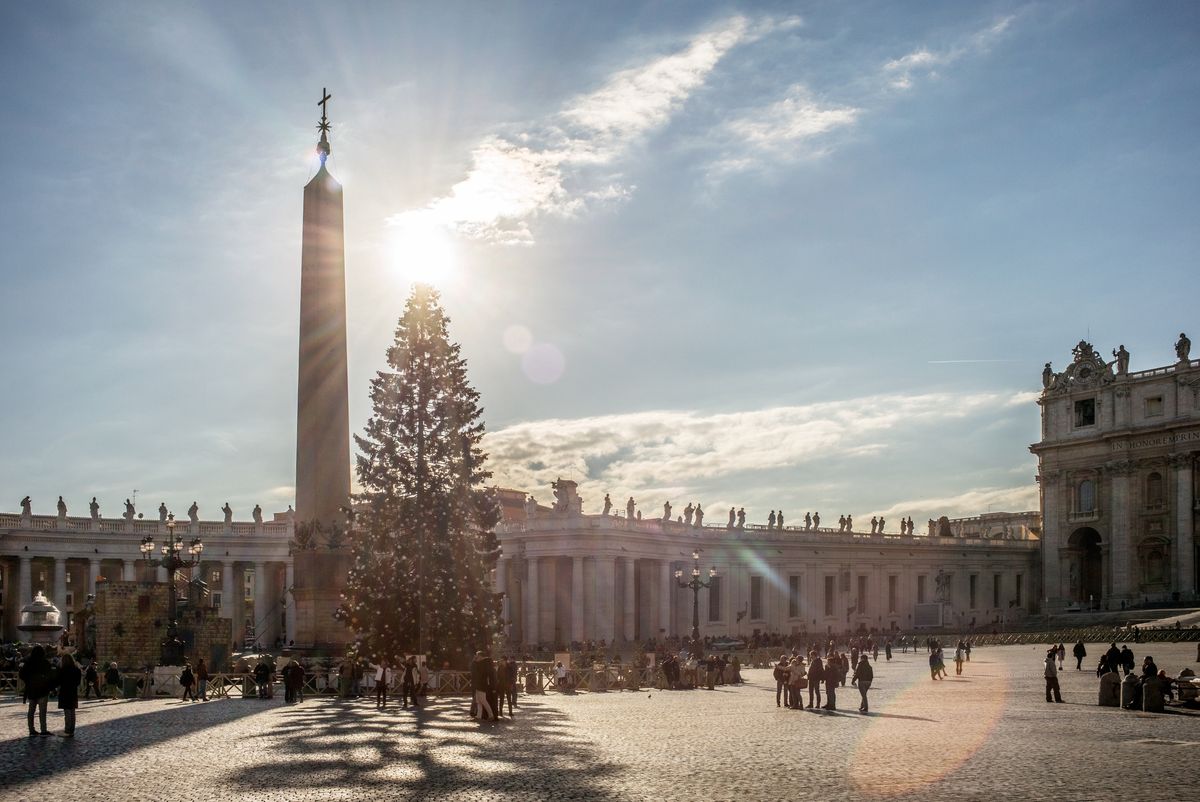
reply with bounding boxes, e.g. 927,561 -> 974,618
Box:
1032,335 -> 1199,611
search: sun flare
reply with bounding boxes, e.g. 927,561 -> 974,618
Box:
388,221 -> 458,287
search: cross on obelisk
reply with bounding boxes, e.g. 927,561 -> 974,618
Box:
318,88 -> 332,124
316,87 -> 333,163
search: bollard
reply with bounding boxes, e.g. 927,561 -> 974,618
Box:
1120,673 -> 1139,709
1098,672 -> 1121,707
1142,676 -> 1165,713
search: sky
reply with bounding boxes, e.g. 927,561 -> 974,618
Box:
2,1 -> 1198,527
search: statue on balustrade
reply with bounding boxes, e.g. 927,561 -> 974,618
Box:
906,516 -> 914,535
253,504 -> 263,524
602,493 -> 612,516
158,502 -> 168,522
89,497 -> 100,520
838,515 -> 846,532
878,516 -> 886,533
222,503 -> 233,524
870,516 -> 878,534
1111,345 -> 1129,375
684,502 -> 694,526
778,510 -> 784,529
934,569 -> 951,603
736,507 -> 746,529
1177,332 -> 1191,363
662,501 -> 672,522
123,499 -> 135,521
845,514 -> 853,532
57,496 -> 67,519
626,497 -> 636,521
694,504 -> 704,527
727,507 -> 735,528
813,512 -> 820,528
20,496 -> 32,517
525,495 -> 539,517
188,502 -> 200,524
899,518 -> 907,535
768,510 -> 776,529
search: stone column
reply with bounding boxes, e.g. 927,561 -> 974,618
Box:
524,556 -> 539,646
496,558 -> 510,640
1039,471 -> 1063,608
122,559 -> 136,582
88,558 -> 100,596
1111,466 -> 1133,601
659,560 -> 672,638
53,557 -> 67,612
221,560 -> 235,620
253,561 -> 269,649
623,557 -> 636,641
1174,456 -> 1195,598
595,557 -> 616,644
571,557 -> 584,643
18,556 -> 32,605
285,560 -> 297,646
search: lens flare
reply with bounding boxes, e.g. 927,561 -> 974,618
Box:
388,220 -> 457,287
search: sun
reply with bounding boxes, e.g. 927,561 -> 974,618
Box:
388,220 -> 458,287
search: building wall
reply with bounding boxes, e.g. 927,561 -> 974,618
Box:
94,580 -> 232,671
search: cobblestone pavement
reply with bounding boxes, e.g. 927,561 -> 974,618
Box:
2,644 -> 1197,802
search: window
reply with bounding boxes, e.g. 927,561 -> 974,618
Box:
750,576 -> 763,620
707,576 -> 721,623
1147,472 -> 1165,506
788,575 -> 801,618
1077,479 -> 1096,513
857,576 -> 868,614
824,576 -> 835,617
888,576 -> 897,614
1145,396 -> 1164,417
993,574 -> 1002,609
210,569 -> 222,584
917,575 -> 927,604
66,571 -> 72,585
969,575 -> 978,609
1015,574 -> 1023,607
65,592 -> 74,609
1074,398 -> 1096,427
212,591 -> 223,610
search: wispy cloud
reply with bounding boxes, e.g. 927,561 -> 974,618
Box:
485,390 -> 1032,512
709,84 -> 861,175
873,484 -> 1039,523
389,15 -> 800,244
884,16 -> 1014,90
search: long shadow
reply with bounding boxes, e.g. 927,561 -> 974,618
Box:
0,697 -> 271,791
221,695 -> 618,798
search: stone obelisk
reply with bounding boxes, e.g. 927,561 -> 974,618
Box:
295,90 -> 351,531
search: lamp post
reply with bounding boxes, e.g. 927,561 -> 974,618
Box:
139,514 -> 203,666
674,550 -> 717,644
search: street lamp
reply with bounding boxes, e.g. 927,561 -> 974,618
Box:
138,514 -> 203,665
674,550 -> 717,644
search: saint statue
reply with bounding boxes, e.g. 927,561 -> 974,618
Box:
123,498 -> 135,521
602,494 -> 612,516
1112,345 -> 1129,375
878,516 -> 886,533
222,502 -> 233,524
838,515 -> 846,532
57,496 -> 67,519
846,514 -> 853,532
727,507 -> 735,528
188,501 -> 199,523
1041,362 -> 1054,390
736,507 -> 746,529
812,512 -> 820,528
870,516 -> 878,534
662,501 -> 672,522
1176,332 -> 1191,362
253,504 -> 263,524
934,569 -> 951,603
20,496 -> 32,516
89,497 -> 100,520
804,512 -> 812,530
694,504 -> 704,527
683,502 -> 694,526
158,502 -> 168,522
768,510 -> 776,529
777,510 -> 784,529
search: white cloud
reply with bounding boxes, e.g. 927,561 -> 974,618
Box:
389,15 -> 800,244
485,390 -> 1033,513
873,484 -> 1039,523
884,15 -> 1014,90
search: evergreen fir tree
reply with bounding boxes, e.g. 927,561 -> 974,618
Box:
336,285 -> 501,667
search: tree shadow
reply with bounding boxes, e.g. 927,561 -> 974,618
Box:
220,696 -> 617,798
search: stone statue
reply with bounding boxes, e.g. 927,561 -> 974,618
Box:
1112,345 -> 1129,375
907,516 -> 914,535
286,505 -> 295,522
602,494 -> 612,516
694,504 -> 704,527
636,510 -> 642,521
89,497 -> 100,520
20,496 -> 31,516
845,514 -> 853,532
928,518 -> 935,536
626,497 -> 635,520
253,504 -> 263,524
1177,332 -> 1191,362
158,502 -> 168,522
1041,362 -> 1054,390
777,510 -> 784,529
1068,561 -> 1079,596
84,596 -> 98,656
727,507 -> 735,528
525,495 -> 538,517
57,496 -> 67,519
662,501 -> 672,522
222,502 -> 233,524
683,502 -> 695,526
870,516 -> 877,534
812,512 -> 820,528
768,510 -> 776,529
804,512 -> 812,530
123,498 -> 135,521
878,516 -> 886,533
188,502 -> 199,523
736,507 -> 746,529
934,569 -> 951,602
838,515 -> 846,532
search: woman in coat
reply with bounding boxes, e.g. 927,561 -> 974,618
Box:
58,652 -> 82,737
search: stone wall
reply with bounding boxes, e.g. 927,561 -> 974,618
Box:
292,550 -> 353,648
94,579 -> 232,671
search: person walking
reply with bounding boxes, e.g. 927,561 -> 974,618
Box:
852,654 -> 874,713
57,653 -> 82,737
402,656 -> 420,710
83,660 -> 101,699
375,660 -> 389,710
1044,648 -> 1063,703
1120,645 -> 1135,677
196,658 -> 209,701
954,642 -> 966,676
787,656 -> 807,709
807,652 -> 824,709
823,653 -> 839,710
104,661 -> 122,699
774,656 -> 790,707
1057,643 -> 1066,671
20,645 -> 54,737
1072,641 -> 1087,671
503,656 -> 518,715
471,651 -> 496,722
884,638 -> 893,662
180,662 -> 197,701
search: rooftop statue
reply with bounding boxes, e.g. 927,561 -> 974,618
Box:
222,502 -> 233,524
1177,332 -> 1191,362
57,496 -> 67,519
123,499 -> 135,521
158,502 -> 168,522
20,496 -> 32,516
188,502 -> 199,524
89,497 -> 100,520
253,504 -> 263,524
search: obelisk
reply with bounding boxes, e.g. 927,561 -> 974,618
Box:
295,89 -> 351,530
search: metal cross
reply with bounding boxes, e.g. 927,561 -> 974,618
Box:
318,88 -> 332,120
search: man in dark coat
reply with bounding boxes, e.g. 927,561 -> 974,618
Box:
180,662 -> 197,702
1120,645 -> 1135,676
852,654 -> 874,713
470,651 -> 495,722
807,652 -> 824,709
57,653 -> 82,736
19,645 -> 54,736
402,656 -> 420,710
84,660 -> 101,698
823,653 -> 839,711
104,662 -> 121,698
1105,643 -> 1122,675
1072,641 -> 1087,671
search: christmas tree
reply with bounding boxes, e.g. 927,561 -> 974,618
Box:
336,285 -> 501,668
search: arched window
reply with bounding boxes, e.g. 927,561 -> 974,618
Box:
1145,548 -> 1166,584
1077,479 -> 1096,513
1146,472 -> 1165,506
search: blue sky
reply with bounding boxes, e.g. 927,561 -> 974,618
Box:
2,1 -> 1197,526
